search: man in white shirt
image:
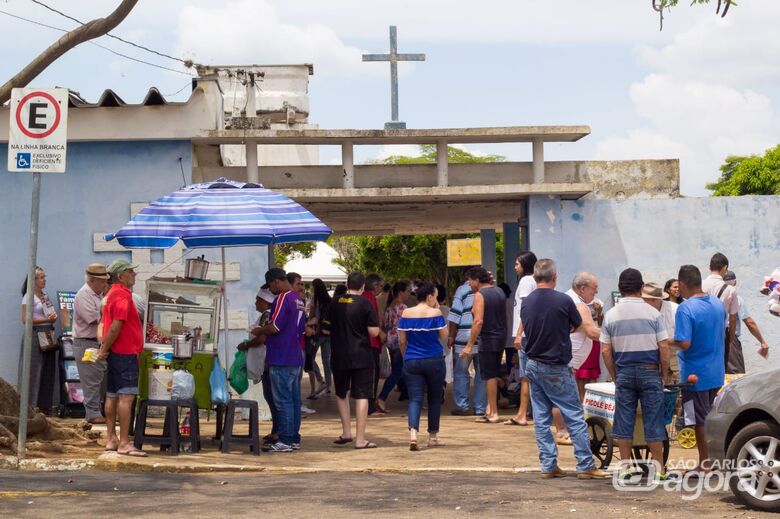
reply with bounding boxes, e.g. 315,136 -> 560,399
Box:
565,272 -> 602,403
723,271 -> 770,372
701,253 -> 739,366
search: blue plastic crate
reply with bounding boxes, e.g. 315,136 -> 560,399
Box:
663,389 -> 679,426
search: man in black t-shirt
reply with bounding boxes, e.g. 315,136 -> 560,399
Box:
519,259 -> 608,479
322,271 -> 381,449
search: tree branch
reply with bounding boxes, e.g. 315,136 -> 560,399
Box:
0,0 -> 138,105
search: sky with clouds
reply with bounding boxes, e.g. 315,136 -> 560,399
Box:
1,0 -> 778,195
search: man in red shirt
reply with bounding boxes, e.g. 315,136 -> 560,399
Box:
99,259 -> 146,457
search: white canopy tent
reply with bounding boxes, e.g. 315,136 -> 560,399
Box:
283,242 -> 347,283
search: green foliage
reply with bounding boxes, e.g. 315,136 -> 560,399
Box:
275,241 -> 317,269
707,144 -> 780,196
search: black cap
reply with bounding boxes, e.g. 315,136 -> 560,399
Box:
264,268 -> 287,284
723,270 -> 736,282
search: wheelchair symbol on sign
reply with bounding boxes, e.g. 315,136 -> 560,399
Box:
16,153 -> 31,169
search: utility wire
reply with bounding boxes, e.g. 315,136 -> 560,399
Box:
164,80 -> 193,97
0,8 -> 195,76
30,0 -> 193,67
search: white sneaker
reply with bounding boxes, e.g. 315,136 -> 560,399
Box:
301,405 -> 316,415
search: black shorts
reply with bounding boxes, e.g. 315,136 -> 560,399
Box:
478,350 -> 503,380
682,388 -> 719,426
304,337 -> 319,372
106,352 -> 139,397
333,367 -> 374,400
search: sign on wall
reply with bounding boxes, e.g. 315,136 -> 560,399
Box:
7,88 -> 68,173
446,237 -> 481,267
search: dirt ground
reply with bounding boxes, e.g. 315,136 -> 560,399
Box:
0,470 -> 772,518
91,386 -> 700,473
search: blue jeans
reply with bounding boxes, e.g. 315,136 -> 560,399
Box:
614,365 -> 666,443
260,369 -> 278,435
378,348 -> 404,401
525,359 -> 596,473
404,357 -> 446,433
268,365 -> 302,445
317,335 -> 332,388
453,352 -> 486,413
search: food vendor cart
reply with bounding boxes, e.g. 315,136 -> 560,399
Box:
138,277 -> 221,409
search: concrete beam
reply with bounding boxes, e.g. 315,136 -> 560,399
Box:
436,140 -> 448,187
532,138 -> 544,183
280,183 -> 591,203
193,125 -> 591,146
341,141 -> 354,189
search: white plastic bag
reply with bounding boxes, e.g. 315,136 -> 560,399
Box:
171,369 -> 195,400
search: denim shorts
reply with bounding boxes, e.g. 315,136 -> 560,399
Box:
612,365 -> 666,443
106,353 -> 139,397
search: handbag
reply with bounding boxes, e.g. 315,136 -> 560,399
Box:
37,330 -> 58,351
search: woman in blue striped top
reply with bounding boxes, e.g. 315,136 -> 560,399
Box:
398,282 -> 448,451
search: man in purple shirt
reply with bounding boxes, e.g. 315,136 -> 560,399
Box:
254,268 -> 306,452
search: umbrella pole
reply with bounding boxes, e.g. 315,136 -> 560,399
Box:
221,247 -> 231,379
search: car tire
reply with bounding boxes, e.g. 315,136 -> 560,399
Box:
726,419 -> 780,512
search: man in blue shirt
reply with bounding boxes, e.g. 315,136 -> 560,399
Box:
672,264 -> 726,474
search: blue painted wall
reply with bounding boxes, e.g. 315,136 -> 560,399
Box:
529,195 -> 780,375
0,141 -> 264,386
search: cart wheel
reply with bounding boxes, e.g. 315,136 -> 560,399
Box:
586,417 -> 613,469
677,427 -> 697,449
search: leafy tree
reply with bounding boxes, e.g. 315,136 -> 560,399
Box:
707,144 -> 780,196
275,241 -> 317,269
652,0 -> 733,30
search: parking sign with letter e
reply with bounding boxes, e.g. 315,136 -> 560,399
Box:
7,88 -> 68,173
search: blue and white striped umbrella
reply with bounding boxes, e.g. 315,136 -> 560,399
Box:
105,178 -> 331,248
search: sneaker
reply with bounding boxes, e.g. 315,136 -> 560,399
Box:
262,441 -> 293,453
540,466 -> 567,479
655,471 -> 680,483
577,468 -> 611,480
291,442 -> 301,450
450,408 -> 470,416
617,468 -> 641,485
301,405 -> 316,415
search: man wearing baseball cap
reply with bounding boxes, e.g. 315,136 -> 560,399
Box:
253,268 -> 307,452
99,259 -> 146,457
72,263 -> 111,424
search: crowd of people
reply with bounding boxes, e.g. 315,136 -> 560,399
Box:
17,249 -> 771,473
238,250 -> 770,480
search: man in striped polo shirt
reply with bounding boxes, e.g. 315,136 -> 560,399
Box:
600,268 -> 670,478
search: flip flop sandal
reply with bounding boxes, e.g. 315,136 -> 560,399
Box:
474,416 -> 490,423
104,445 -> 118,452
503,418 -> 528,426
117,448 -> 147,457
355,441 -> 377,449
333,436 -> 353,445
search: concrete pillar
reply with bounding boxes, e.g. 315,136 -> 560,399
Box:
342,141 -> 354,188
480,229 -> 497,279
532,138 -> 544,184
503,221 -> 520,292
245,73 -> 259,183
436,140 -> 448,187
